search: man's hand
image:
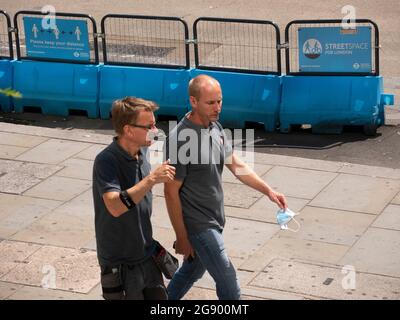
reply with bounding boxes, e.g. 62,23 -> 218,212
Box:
267,190 -> 287,210
150,159 -> 176,184
174,236 -> 195,261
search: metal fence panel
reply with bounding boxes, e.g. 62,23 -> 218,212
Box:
101,14 -> 189,68
285,19 -> 379,76
0,10 -> 13,59
193,17 -> 281,75
14,11 -> 99,64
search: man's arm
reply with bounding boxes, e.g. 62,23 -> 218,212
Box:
103,160 -> 175,217
164,179 -> 195,260
225,153 -> 287,209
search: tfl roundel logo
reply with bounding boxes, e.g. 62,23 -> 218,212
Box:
303,39 -> 322,59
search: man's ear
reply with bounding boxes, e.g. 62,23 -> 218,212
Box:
189,96 -> 197,110
122,124 -> 134,137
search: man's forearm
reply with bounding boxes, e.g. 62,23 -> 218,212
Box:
126,175 -> 156,205
104,176 -> 155,217
235,170 -> 273,196
164,188 -> 188,239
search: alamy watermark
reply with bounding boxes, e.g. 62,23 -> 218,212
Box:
147,121 -> 255,174
341,5 -> 356,29
41,264 -> 57,289
341,265 -> 356,290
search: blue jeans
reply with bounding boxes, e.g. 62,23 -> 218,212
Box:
167,228 -> 241,300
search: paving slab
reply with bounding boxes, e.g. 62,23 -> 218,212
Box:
151,183 -> 164,197
0,240 -> 42,278
1,245 -> 99,294
250,259 -> 400,300
151,196 -> 174,229
240,286 -> 306,300
0,145 -> 29,159
339,163 -> 400,180
372,204 -> 400,231
223,217 -> 278,260
262,166 -> 338,199
23,176 -> 91,201
0,162 -> 63,194
310,174 -> 400,214
225,196 -> 309,224
251,152 -> 343,172
0,281 -> 23,299
6,285 -> 88,300
11,209 -> 95,249
340,227 -> 400,278
81,238 -> 97,251
392,192 -> 400,205
0,194 -> 62,239
239,235 -> 349,272
85,283 -> 103,300
222,163 -> 272,184
277,206 -> 376,246
183,286 -> 218,300
56,158 -> 94,180
74,144 -> 107,161
16,139 -> 91,164
0,159 -> 20,173
223,183 -> 263,208
50,188 -> 94,222
0,132 -> 48,148
0,122 -> 110,145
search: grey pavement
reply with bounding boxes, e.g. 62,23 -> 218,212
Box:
0,121 -> 399,300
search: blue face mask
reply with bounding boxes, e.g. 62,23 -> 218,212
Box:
276,208 -> 301,232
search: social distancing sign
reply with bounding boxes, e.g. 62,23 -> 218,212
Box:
23,17 -> 90,62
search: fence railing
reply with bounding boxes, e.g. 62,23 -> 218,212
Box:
0,10 -> 383,77
193,17 -> 282,75
0,10 -> 13,59
101,14 -> 190,69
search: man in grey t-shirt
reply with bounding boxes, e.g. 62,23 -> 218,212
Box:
164,75 -> 287,300
93,97 -> 175,300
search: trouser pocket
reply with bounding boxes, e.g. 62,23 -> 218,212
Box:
100,266 -> 125,300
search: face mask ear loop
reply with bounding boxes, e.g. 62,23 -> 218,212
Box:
287,217 -> 301,233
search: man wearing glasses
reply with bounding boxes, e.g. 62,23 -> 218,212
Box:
92,97 -> 176,300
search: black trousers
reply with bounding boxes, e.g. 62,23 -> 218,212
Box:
100,257 -> 167,300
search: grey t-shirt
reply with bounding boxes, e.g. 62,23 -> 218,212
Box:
165,115 -> 233,234
92,137 -> 153,267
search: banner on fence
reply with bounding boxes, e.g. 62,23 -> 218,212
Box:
23,17 -> 90,61
298,26 -> 372,73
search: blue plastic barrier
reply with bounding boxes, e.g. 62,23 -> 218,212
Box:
12,60 -> 99,118
280,76 -> 392,134
190,69 -> 282,131
99,65 -> 190,120
0,59 -> 13,112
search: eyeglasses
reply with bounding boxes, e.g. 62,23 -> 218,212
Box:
129,123 -> 157,131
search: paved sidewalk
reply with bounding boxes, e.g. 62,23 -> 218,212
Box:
0,121 -> 399,300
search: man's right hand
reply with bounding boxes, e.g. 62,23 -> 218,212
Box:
174,236 -> 195,261
150,159 -> 176,184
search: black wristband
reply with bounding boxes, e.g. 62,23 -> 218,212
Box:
119,190 -> 135,209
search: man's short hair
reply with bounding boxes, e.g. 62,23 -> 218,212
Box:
111,97 -> 159,135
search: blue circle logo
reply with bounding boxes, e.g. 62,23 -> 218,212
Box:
303,39 -> 322,59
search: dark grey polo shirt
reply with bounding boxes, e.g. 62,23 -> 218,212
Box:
92,137 -> 153,267
165,115 -> 233,234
